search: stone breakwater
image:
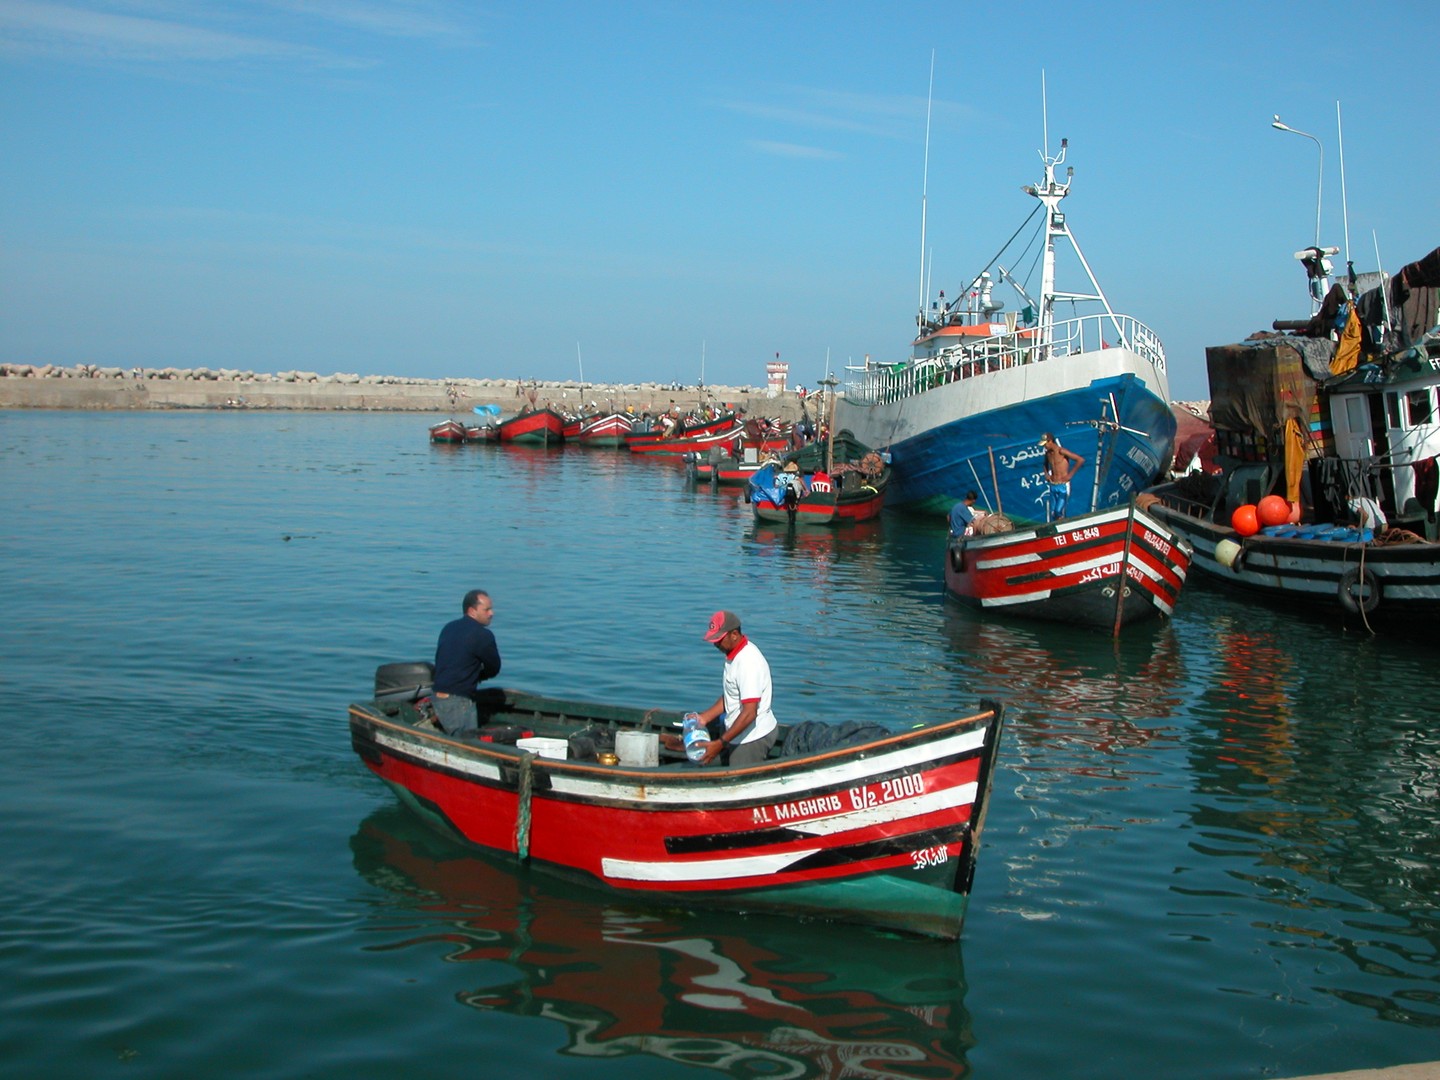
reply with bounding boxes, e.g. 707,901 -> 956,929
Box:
0,364 -> 801,419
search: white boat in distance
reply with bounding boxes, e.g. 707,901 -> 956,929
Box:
836,136 -> 1175,521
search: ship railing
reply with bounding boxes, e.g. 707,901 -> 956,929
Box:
843,312 -> 1167,407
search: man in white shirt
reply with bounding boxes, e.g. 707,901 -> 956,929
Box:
690,610 -> 779,767
1348,494 -> 1387,534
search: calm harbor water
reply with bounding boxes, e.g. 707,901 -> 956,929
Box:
4,408 -> 1440,1080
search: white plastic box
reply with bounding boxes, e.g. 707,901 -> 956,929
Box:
615,730 -> 659,767
515,736 -> 568,760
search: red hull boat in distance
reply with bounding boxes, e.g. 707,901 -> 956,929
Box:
943,499 -> 1192,632
429,419 -> 467,444
691,448 -> 768,485
626,411 -> 739,452
498,408 -> 566,445
577,412 -> 633,447
350,672 -> 1005,940
632,424 -> 749,457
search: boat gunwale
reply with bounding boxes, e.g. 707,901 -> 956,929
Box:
350,695 -> 1001,784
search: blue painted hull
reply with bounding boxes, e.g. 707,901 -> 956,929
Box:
867,373 -> 1175,520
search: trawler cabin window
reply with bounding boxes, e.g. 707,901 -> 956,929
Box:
1345,395 -> 1368,434
1406,388 -> 1434,427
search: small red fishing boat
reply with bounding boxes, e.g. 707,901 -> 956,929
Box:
690,449 -> 768,485
429,419 -> 467,444
626,411 -> 738,452
747,433 -> 890,526
577,412 -> 634,447
631,424 -> 748,457
943,499 -> 1192,632
498,408 -> 566,445
350,671 -> 1005,940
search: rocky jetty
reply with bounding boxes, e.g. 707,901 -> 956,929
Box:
0,363 -> 797,418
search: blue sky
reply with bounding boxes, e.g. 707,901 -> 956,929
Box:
2,1 -> 1437,401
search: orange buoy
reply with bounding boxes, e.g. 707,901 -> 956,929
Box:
1231,504 -> 1260,537
1257,495 -> 1291,527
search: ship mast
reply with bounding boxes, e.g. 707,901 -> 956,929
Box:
1022,135 -> 1126,353
916,52 -> 935,328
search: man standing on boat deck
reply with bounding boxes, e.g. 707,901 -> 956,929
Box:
686,611 -> 779,767
431,590 -> 501,736
1041,432 -> 1085,521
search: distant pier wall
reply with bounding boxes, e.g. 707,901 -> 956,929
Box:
0,364 -> 806,420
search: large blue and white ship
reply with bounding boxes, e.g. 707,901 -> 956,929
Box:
835,136 -> 1175,522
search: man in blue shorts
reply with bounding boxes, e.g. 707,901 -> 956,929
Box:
1041,432 -> 1085,521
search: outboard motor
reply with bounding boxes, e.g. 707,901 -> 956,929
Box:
374,662 -> 434,703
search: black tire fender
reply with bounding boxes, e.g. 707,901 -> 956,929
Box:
949,543 -> 966,573
1338,565 -> 1380,615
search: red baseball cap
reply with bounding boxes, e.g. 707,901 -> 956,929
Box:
703,610 -> 741,643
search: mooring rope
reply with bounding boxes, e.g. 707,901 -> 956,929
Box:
515,753 -> 534,861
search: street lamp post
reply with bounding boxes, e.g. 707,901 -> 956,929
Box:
1271,115 -> 1323,248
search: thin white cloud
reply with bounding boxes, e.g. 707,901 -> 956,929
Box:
718,84 -> 981,141
0,0 -> 480,67
0,0 -> 349,64
265,0 -> 477,42
749,140 -> 844,161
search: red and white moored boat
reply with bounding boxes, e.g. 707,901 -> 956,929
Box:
943,500 -> 1192,632
498,408 -> 566,445
630,424 -> 749,457
626,412 -> 739,452
429,419 -> 467,444
577,412 -> 634,447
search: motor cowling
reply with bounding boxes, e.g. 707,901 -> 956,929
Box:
374,661 -> 434,702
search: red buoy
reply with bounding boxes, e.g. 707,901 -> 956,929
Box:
1231,504 -> 1260,537
1257,495 -> 1291,527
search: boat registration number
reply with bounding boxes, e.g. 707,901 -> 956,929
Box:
1055,525 -> 1101,546
846,772 -> 925,811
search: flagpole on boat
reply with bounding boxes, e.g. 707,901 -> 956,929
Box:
820,374 -> 839,474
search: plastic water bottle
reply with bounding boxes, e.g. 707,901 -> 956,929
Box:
682,712 -> 710,762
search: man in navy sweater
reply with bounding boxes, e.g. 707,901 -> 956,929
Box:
431,590 -> 502,735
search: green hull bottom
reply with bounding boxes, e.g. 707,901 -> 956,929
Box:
385,783 -> 969,939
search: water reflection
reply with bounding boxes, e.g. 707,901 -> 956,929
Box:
351,808 -> 974,1078
939,602 -> 1187,755
1178,610 -> 1440,1026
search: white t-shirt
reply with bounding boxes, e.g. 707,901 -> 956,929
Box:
721,638 -> 778,745
1348,496 -> 1387,531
